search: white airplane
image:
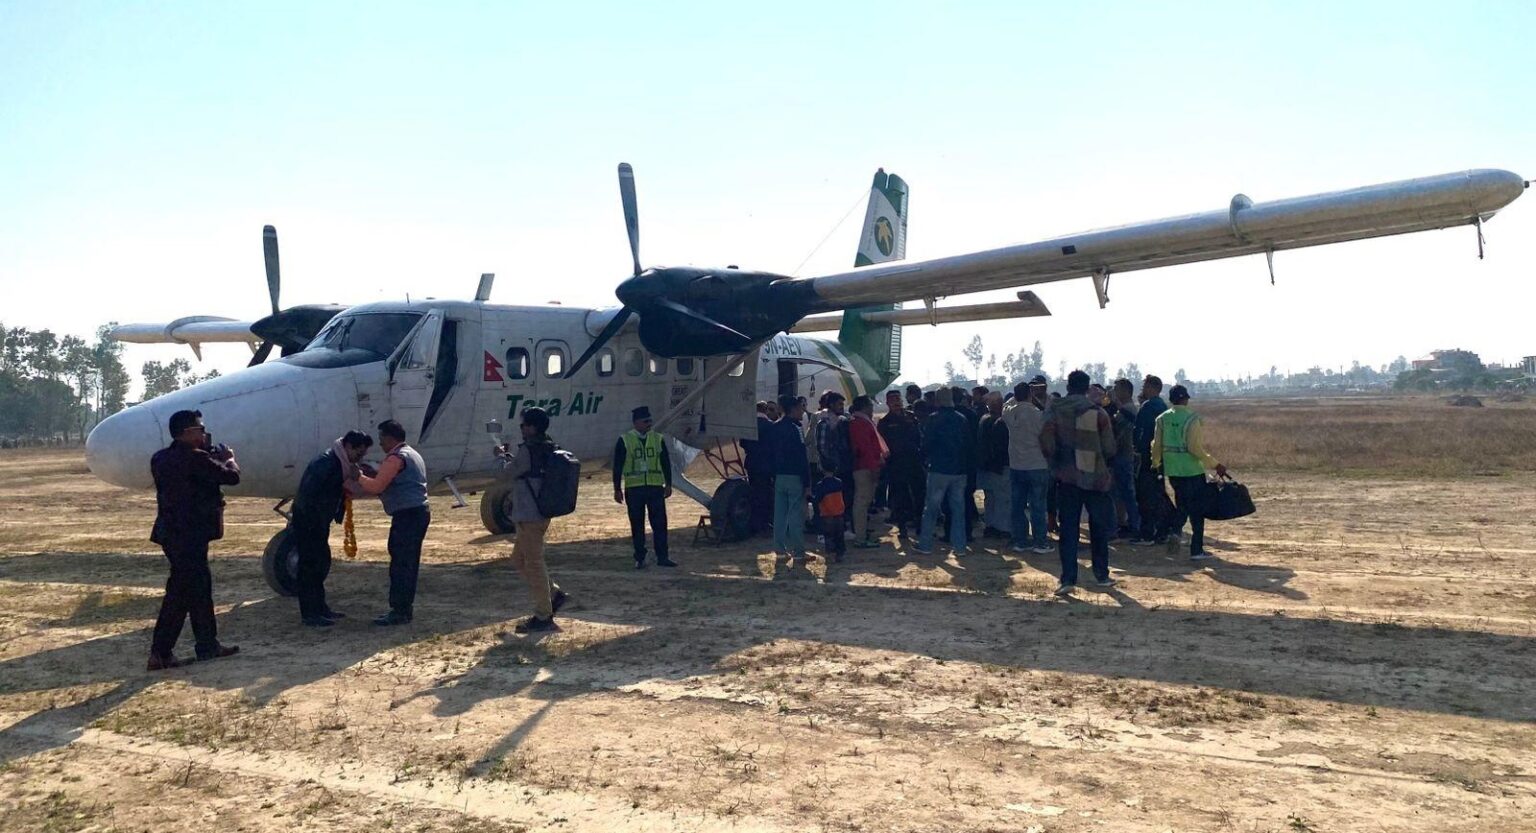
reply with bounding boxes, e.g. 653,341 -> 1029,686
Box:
88,163 -> 1527,595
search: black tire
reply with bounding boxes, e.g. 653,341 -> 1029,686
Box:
479,482 -> 517,535
262,526 -> 300,597
709,477 -> 753,542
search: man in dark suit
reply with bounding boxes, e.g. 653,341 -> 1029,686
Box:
148,409 -> 241,670
290,431 -> 373,627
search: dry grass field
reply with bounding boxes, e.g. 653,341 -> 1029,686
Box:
1,395 -> 1533,832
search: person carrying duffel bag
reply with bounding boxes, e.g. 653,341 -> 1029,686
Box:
1150,384 -> 1228,562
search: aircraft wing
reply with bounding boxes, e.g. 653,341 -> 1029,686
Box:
802,169 -> 1527,310
110,317 -> 260,347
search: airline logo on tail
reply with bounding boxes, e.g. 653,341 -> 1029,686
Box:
875,216 -> 895,256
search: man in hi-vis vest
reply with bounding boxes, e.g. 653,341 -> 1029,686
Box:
1150,384 -> 1228,562
613,406 -> 676,569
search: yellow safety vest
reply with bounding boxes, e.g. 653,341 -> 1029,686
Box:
622,430 -> 667,488
1159,408 -> 1205,478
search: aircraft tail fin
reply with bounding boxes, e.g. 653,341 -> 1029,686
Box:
837,169 -> 909,393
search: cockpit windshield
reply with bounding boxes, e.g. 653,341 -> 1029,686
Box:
284,312 -> 423,369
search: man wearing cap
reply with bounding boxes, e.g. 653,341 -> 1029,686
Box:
613,406 -> 675,568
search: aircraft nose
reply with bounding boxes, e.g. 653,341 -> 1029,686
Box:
85,406 -> 162,489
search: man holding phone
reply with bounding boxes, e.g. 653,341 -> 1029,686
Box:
147,409 -> 241,670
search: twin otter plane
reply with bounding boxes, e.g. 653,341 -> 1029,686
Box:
87,163 -> 1527,594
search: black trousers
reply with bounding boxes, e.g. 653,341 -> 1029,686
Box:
292,523 -> 333,620
1167,475 -> 1207,554
886,462 -> 925,531
747,470 -> 775,534
387,506 -> 430,615
625,485 -> 669,563
151,541 -> 218,657
1135,458 -> 1167,540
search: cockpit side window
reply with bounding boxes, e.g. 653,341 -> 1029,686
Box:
286,312 -> 423,369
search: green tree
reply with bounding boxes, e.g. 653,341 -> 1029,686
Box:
961,335 -> 984,381
142,358 -> 192,400
93,324 -> 130,416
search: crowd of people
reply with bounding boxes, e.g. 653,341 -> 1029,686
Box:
142,372 -> 1227,670
741,371 -> 1228,597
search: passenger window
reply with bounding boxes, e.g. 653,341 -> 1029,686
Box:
728,360 -> 745,377
649,356 -> 668,376
597,349 -> 615,377
623,348 -> 644,377
676,357 -> 695,377
504,347 -> 530,380
542,346 -> 566,378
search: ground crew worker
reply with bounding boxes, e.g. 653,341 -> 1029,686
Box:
613,406 -> 675,568
1151,384 -> 1228,561
290,431 -> 372,627
499,406 -> 570,633
147,409 -> 240,670
355,419 -> 430,626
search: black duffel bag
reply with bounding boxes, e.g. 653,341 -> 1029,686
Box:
1200,477 -> 1256,521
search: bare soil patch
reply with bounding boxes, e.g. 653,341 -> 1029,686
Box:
1,402 -> 1534,831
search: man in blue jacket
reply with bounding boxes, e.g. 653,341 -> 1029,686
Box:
916,388 -> 974,555
1132,375 -> 1170,545
768,394 -> 812,562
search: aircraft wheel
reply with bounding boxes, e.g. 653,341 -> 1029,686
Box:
709,477 -> 752,543
261,526 -> 300,597
480,482 -> 517,535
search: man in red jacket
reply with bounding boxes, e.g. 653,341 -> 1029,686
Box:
848,395 -> 888,548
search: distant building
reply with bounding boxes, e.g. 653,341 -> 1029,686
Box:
1412,348 -> 1483,374
1523,356 -> 1536,378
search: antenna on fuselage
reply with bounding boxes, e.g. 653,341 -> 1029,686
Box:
475,273 -> 495,302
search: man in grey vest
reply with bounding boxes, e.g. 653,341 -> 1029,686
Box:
357,419 -> 431,625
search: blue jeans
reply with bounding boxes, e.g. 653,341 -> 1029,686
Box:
773,475 -> 807,556
919,472 -> 968,552
1057,483 -> 1114,585
1110,455 -> 1140,534
1009,468 -> 1050,548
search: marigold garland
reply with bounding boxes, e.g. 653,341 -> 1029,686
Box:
342,495 -> 358,558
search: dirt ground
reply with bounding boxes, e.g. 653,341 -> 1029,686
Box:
1,402 -> 1534,831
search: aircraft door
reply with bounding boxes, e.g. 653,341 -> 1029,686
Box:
388,309 -> 445,441
777,360 -> 798,400
700,347 -> 761,440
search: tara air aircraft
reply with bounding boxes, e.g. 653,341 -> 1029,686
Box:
87,163 -> 1527,595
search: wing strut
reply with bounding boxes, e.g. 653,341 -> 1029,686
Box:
1092,268 -> 1111,309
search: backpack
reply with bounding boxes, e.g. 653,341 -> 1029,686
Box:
522,442 -> 581,518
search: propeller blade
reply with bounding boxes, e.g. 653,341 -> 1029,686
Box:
654,298 -> 750,341
565,307 -> 633,378
618,163 -> 641,276
262,225 -> 281,315
247,340 -> 276,367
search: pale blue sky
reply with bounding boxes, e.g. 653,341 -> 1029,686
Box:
3,1 -> 1532,389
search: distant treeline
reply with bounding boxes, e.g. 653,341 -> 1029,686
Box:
1,322 -> 219,445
